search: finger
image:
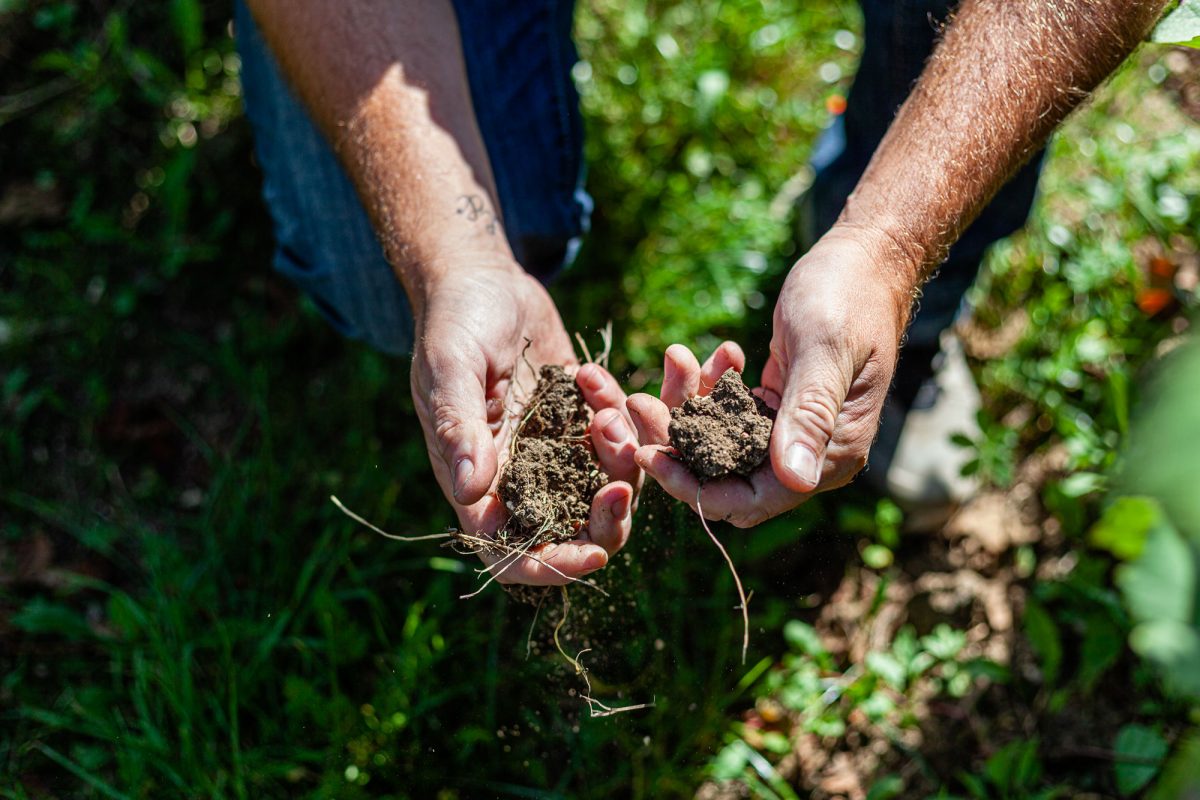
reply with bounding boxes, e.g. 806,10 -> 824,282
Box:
635,443 -> 811,526
662,344 -> 702,408
769,344 -> 854,494
576,363 -> 627,413
698,341 -> 746,396
634,446 -> 710,511
591,408 -> 640,485
627,393 -> 671,446
419,354 -> 498,506
482,539 -> 610,586
586,481 -> 633,555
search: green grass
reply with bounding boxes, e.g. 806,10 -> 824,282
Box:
2,0 -> 1200,797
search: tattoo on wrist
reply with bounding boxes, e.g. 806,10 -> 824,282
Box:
456,194 -> 498,235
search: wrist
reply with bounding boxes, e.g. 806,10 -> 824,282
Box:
790,223 -> 921,335
826,221 -> 923,299
393,236 -> 521,322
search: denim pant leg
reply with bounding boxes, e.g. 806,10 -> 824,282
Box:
234,0 -> 588,355
809,0 -> 1043,350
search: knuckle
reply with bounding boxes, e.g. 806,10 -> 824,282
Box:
432,404 -> 467,443
785,392 -> 840,438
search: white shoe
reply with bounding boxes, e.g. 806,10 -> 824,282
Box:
866,331 -> 982,529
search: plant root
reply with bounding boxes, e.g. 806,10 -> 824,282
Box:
551,586 -> 654,717
330,496 -> 454,541
329,497 -> 608,599
695,484 -> 750,665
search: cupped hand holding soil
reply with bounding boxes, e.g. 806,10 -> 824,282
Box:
629,342 -> 811,530
478,360 -> 642,588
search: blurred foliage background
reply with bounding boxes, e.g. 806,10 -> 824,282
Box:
2,0 -> 1200,798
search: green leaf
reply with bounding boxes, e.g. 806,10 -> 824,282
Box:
710,741 -> 750,781
862,544 -> 894,570
1113,724 -> 1168,795
1116,519 -> 1196,624
1091,496 -> 1164,561
922,624 -> 967,661
1024,600 -> 1063,684
783,620 -> 826,658
1129,620 -> 1200,699
866,651 -> 907,689
1058,471 -> 1106,498
170,0 -> 203,57
11,598 -> 94,640
1077,612 -> 1124,693
1152,0 -> 1200,47
866,776 -> 904,800
760,731 -> 791,754
1149,730 -> 1200,800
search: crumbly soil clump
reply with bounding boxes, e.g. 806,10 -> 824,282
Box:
669,369 -> 775,479
497,365 -> 606,546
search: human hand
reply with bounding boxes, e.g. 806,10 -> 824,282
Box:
411,255 -> 641,584
629,229 -> 913,526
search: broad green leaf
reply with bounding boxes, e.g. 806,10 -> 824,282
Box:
1149,731 -> 1200,800
866,651 -> 906,689
1091,496 -> 1164,561
1129,620 -> 1200,698
1113,724 -> 1168,795
1152,0 -> 1200,47
1116,521 -> 1196,624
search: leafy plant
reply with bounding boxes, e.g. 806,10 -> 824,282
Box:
1153,0 -> 1200,48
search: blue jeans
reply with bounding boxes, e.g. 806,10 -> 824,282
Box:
236,0 -> 1039,357
234,0 -> 589,355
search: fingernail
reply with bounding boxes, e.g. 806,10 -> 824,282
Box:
582,550 -> 607,573
453,457 -> 474,500
602,413 -> 631,445
609,493 -> 630,520
579,364 -> 604,392
785,443 -> 820,486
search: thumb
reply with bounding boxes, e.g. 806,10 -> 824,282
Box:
423,355 -> 498,506
769,345 -> 853,493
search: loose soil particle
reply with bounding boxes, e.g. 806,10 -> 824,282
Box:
669,369 -> 775,479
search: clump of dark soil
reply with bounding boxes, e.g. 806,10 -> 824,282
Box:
669,369 -> 774,479
497,365 -> 606,546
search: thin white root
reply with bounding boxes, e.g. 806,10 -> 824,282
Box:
330,496 -> 454,542
696,485 -> 750,665
525,590 -> 548,660
458,536 -> 540,600
453,533 -> 610,597
597,321 -> 613,371
551,587 -> 654,717
574,321 -> 614,370
574,331 -> 594,366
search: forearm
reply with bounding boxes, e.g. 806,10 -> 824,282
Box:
836,0 -> 1168,290
244,0 -> 512,315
